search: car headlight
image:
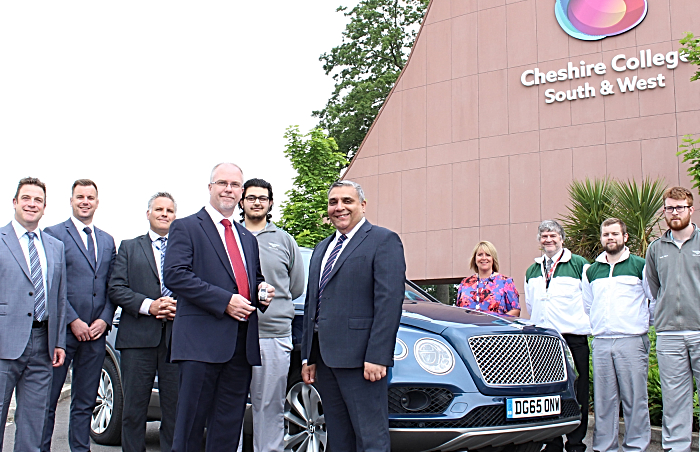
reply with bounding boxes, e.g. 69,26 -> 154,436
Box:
562,341 -> 578,378
414,338 -> 455,375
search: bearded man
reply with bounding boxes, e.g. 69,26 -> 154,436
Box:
646,186 -> 700,452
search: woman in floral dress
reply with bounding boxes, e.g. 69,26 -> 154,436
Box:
455,241 -> 521,316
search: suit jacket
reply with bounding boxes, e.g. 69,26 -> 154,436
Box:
108,233 -> 173,350
44,219 -> 116,327
301,220 -> 406,368
0,222 -> 67,360
163,207 -> 265,365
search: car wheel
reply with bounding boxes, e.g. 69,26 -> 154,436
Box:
90,356 -> 123,445
284,381 -> 327,452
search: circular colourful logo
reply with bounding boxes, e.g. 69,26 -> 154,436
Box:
555,0 -> 648,41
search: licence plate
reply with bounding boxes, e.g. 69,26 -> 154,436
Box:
506,395 -> 561,419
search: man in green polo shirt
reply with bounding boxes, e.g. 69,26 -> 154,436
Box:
583,218 -> 651,452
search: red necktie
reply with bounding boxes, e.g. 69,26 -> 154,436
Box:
220,219 -> 250,301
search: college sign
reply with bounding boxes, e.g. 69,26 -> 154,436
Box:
555,0 -> 647,40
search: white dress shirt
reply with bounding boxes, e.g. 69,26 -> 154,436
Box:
12,219 -> 48,309
70,216 -> 97,259
204,203 -> 247,270
139,230 -> 170,315
319,217 -> 366,283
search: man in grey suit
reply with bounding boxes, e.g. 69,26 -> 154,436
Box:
0,177 -> 67,452
42,179 -> 116,452
108,192 -> 179,452
301,180 -> 406,452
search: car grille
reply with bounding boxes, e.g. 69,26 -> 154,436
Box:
468,334 -> 567,385
388,387 -> 454,414
389,399 -> 580,429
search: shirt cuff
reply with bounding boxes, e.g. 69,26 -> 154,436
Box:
302,359 -> 308,366
139,298 -> 154,316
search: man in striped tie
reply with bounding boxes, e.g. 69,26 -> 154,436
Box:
108,192 -> 179,451
0,177 -> 67,451
301,180 -> 406,452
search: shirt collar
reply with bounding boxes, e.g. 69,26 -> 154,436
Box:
12,218 -> 40,240
71,216 -> 93,233
335,217 -> 366,241
148,229 -> 168,242
205,203 -> 236,226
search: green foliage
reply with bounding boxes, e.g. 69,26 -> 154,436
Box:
560,178 -> 666,260
677,134 -> 700,194
277,126 -> 348,248
313,0 -> 429,160
610,178 -> 666,257
679,32 -> 700,82
560,179 -> 614,262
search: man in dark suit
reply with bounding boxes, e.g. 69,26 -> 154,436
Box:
0,177 -> 66,452
163,163 -> 274,452
108,192 -> 179,452
301,180 -> 406,452
42,179 -> 116,452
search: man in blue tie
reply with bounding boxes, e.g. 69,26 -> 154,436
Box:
108,192 -> 179,452
300,180 -> 406,452
0,177 -> 67,452
42,179 -> 116,452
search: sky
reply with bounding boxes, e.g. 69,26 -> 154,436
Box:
0,1 -> 355,245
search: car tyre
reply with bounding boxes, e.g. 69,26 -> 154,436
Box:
284,378 -> 327,452
90,356 -> 123,445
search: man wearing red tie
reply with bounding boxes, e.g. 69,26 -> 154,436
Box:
163,163 -> 274,452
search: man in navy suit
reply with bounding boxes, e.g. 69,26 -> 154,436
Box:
301,180 -> 406,452
163,163 -> 274,452
0,177 -> 66,452
42,179 -> 116,452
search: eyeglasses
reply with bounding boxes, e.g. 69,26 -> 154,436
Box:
244,195 -> 269,203
212,180 -> 242,189
663,205 -> 691,213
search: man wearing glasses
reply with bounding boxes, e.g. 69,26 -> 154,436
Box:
646,186 -> 700,452
163,163 -> 275,451
237,178 -> 305,452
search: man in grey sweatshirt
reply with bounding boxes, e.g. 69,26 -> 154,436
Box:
238,178 -> 305,452
646,186 -> 700,452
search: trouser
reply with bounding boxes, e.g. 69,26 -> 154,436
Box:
592,335 -> 650,452
42,331 -> 106,452
171,323 -> 251,452
545,334 -> 589,452
237,336 -> 292,452
120,326 -> 179,452
0,326 -> 52,452
315,346 -> 390,452
656,333 -> 700,452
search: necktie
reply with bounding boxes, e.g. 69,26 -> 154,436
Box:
26,232 -> 46,321
545,258 -> 553,284
316,234 -> 347,324
156,237 -> 172,297
83,227 -> 96,267
220,219 -> 250,300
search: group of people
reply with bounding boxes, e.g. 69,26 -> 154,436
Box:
453,186 -> 700,452
0,164 -> 407,452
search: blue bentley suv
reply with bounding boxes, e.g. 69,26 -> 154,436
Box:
92,248 -> 581,452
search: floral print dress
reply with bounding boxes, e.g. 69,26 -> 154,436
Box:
455,273 -> 520,315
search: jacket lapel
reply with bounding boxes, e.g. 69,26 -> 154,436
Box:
138,234 -> 158,279
95,228 -> 108,273
66,219 -> 95,270
41,230 -> 56,291
197,209 -> 236,282
1,223 -> 31,282
308,235 -> 333,299
234,222 -> 256,297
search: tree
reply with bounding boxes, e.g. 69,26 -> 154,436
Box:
679,32 -> 700,82
313,0 -> 429,160
559,178 -> 666,260
277,126 -> 349,248
677,134 -> 700,194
